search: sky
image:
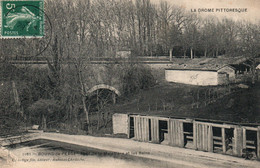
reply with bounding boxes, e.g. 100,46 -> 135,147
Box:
151,0 -> 260,23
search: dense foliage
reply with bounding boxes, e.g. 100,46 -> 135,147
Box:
121,64 -> 155,95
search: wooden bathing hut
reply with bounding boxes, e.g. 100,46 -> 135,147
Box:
113,113 -> 260,159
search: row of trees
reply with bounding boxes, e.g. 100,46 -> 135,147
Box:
41,0 -> 258,58
1,0 -> 259,60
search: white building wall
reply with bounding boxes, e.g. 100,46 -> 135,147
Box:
165,69 -> 218,86
112,113 -> 129,135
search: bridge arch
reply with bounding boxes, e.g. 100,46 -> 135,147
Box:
87,84 -> 121,96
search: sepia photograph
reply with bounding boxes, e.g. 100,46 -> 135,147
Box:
0,0 -> 259,167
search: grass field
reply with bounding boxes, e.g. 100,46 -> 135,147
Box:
111,82 -> 260,124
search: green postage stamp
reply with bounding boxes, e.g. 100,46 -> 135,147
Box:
0,0 -> 44,38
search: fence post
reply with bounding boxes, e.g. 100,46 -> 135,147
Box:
127,115 -> 130,138
233,126 -> 243,156
242,128 -> 247,149
193,122 -> 197,150
257,126 -> 260,159
208,125 -> 213,152
222,127 -> 226,153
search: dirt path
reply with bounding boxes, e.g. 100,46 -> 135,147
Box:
1,132 -> 260,168
38,133 -> 260,168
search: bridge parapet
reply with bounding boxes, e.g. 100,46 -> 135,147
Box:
87,84 -> 121,96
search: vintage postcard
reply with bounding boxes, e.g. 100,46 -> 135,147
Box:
0,0 -> 259,168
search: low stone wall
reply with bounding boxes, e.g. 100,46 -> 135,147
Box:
0,133 -> 41,147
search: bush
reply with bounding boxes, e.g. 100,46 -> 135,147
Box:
27,99 -> 61,130
121,64 -> 155,96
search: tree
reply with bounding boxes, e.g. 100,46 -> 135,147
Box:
183,14 -> 201,59
221,18 -> 240,56
28,99 -> 60,130
200,17 -> 218,57
238,21 -> 260,83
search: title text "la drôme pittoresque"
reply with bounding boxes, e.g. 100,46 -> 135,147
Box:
191,8 -> 247,13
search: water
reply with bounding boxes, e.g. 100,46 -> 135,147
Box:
1,139 -> 175,168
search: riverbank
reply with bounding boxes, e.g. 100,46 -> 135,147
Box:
1,132 -> 260,168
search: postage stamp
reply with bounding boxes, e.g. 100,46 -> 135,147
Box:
0,0 -> 44,38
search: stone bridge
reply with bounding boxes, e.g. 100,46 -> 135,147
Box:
12,60 -> 172,98
80,62 -> 171,98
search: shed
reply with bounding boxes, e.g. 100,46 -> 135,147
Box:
164,57 -> 253,85
217,72 -> 229,85
217,65 -> 236,82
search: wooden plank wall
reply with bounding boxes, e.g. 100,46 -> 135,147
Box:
127,114 -> 260,158
150,118 -> 159,143
194,123 -> 213,152
133,116 -> 149,142
168,119 -> 184,147
133,116 -> 140,140
140,117 -> 149,142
